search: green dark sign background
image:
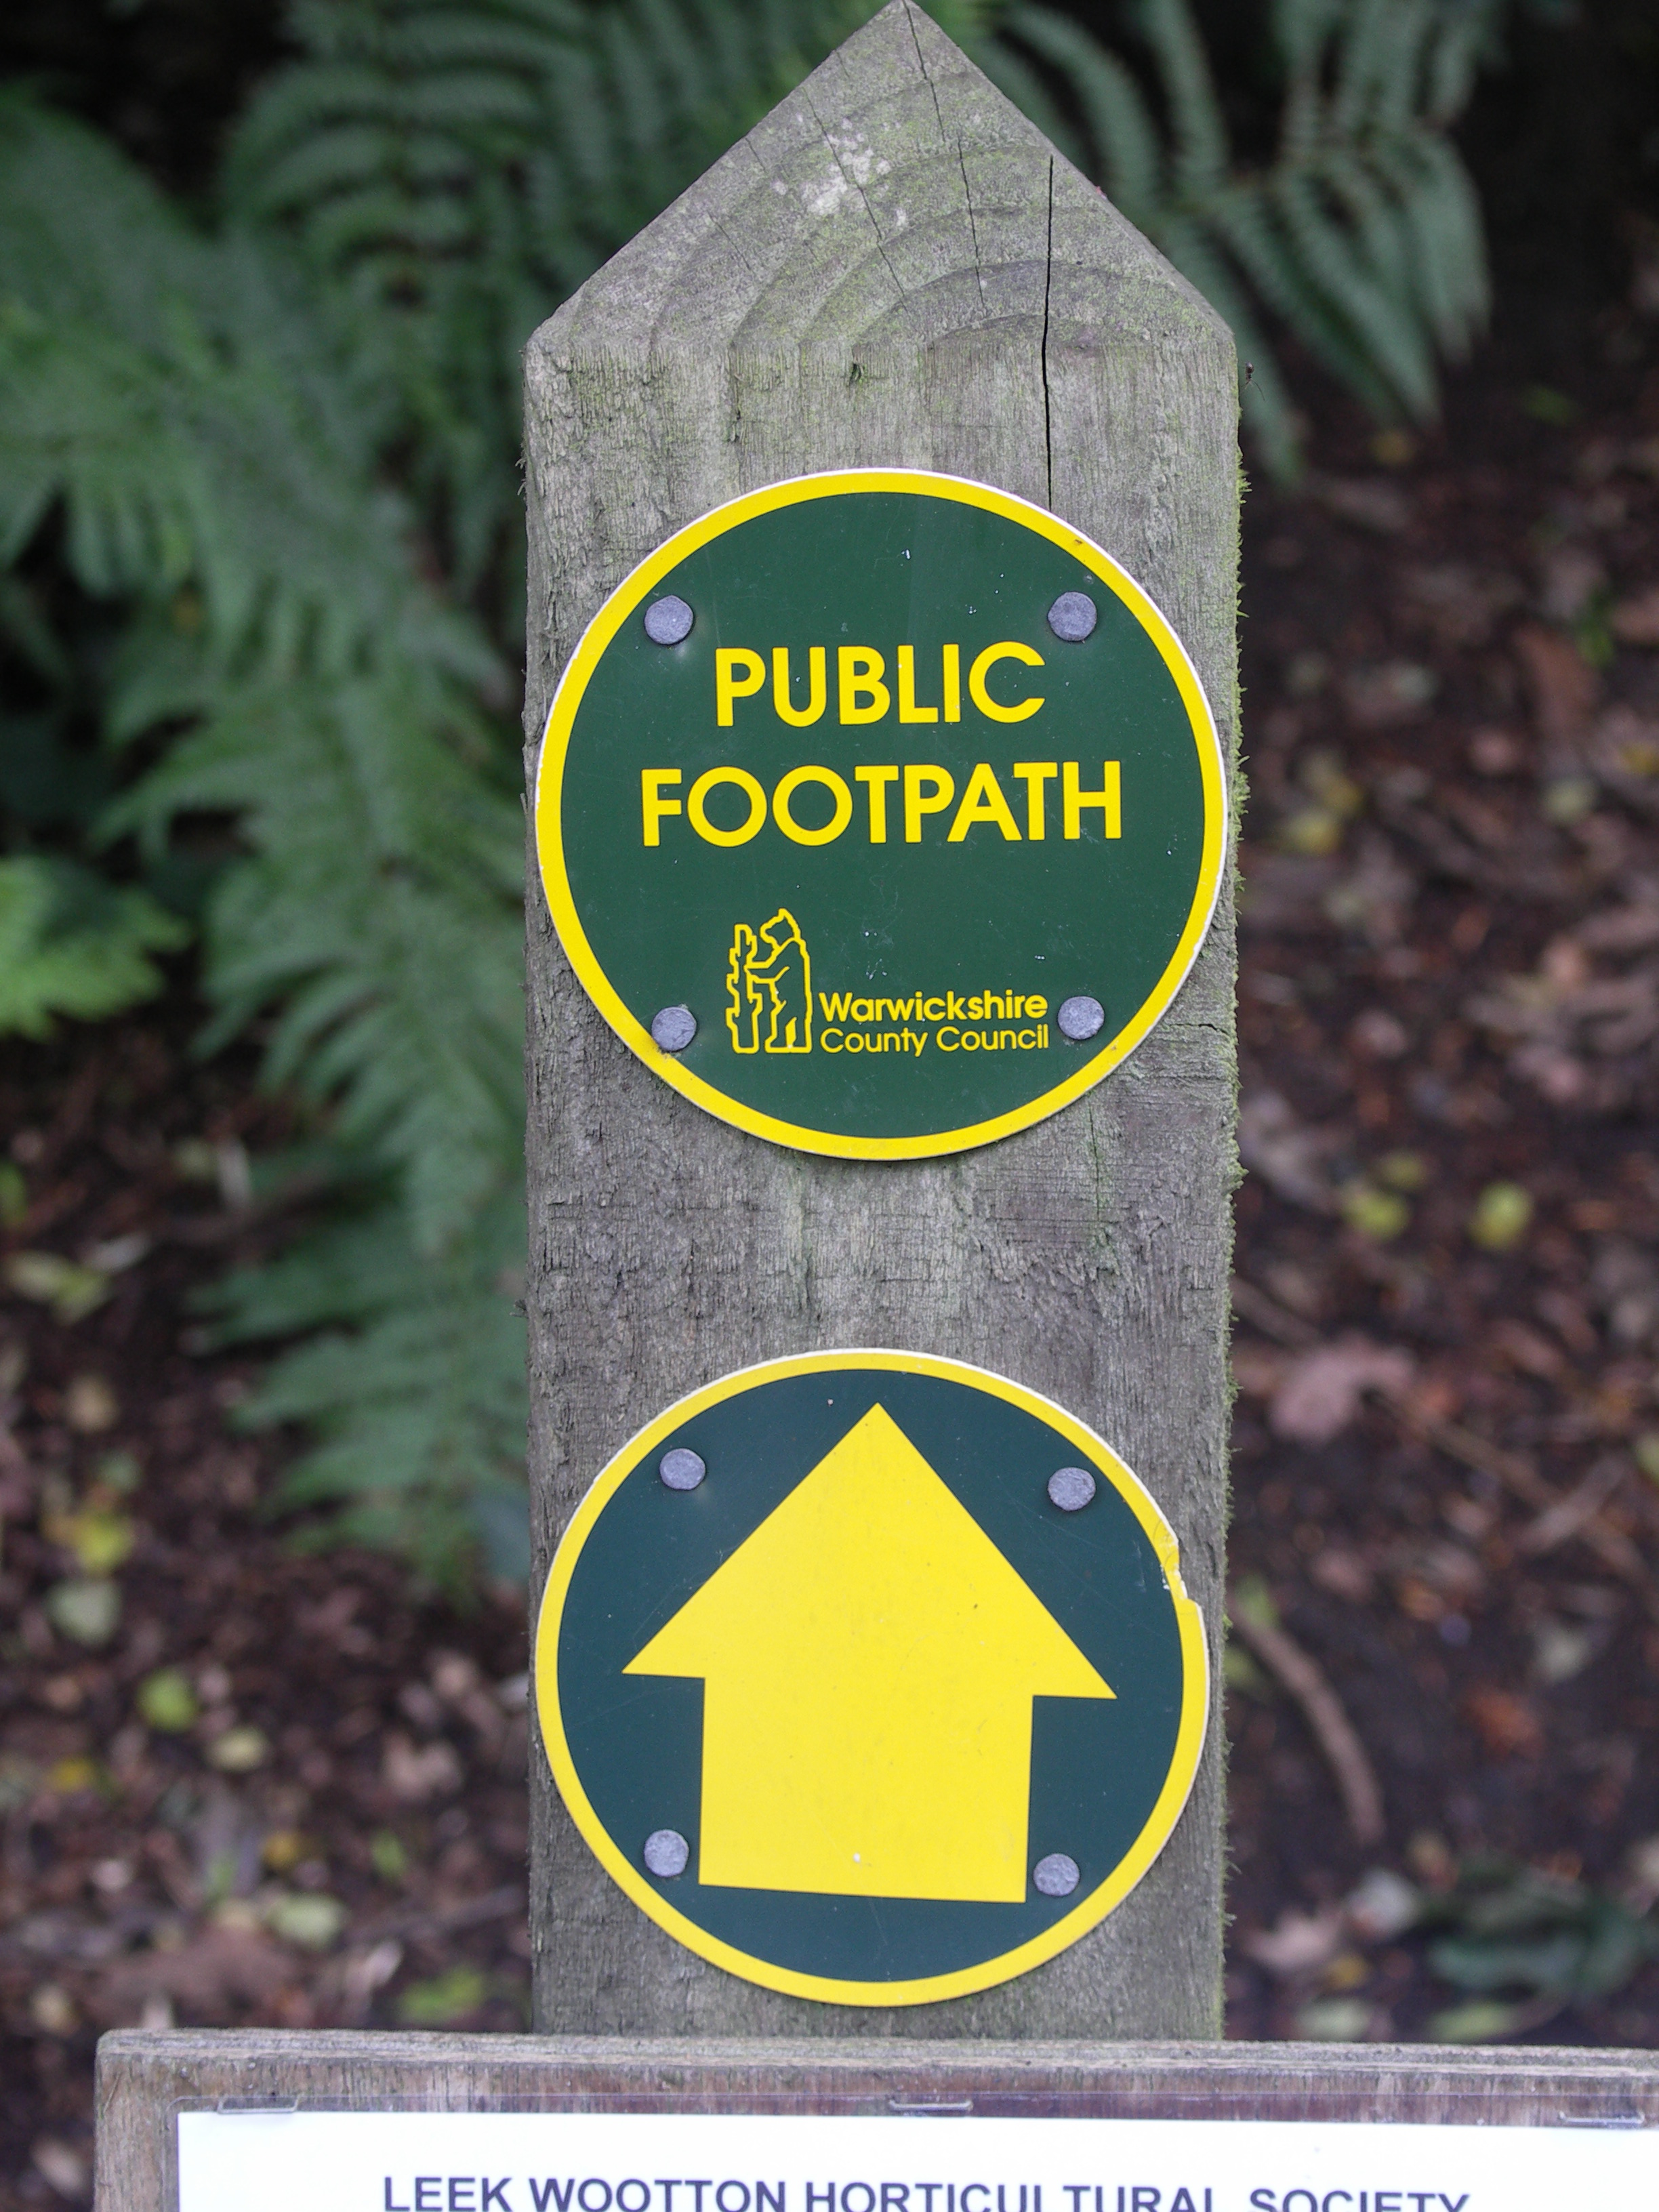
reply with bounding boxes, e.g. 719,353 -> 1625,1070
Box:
553,1366 -> 1187,1988
539,478 -> 1221,1155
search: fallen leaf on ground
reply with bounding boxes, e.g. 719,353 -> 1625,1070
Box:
1532,1618 -> 1596,1685
1465,1686 -> 1545,1761
1239,1090 -> 1340,1212
1344,1867 -> 1421,1942
398,1964 -> 489,2025
96,1925 -> 295,2021
3,1252 -> 111,1324
1269,1337 -> 1416,1444
136,1668 -> 199,1732
1296,1994 -> 1376,2041
1351,1007 -> 1410,1058
1244,1906 -> 1345,1976
266,1892 -> 347,1950
1515,624 -> 1600,748
1232,1342 -> 1286,1398
1324,833 -> 1416,944
382,1730 -> 464,1803
1610,583 -> 1659,644
206,1724 -> 270,1772
1345,661 -> 1437,726
1595,703 -> 1659,777
43,1578 -> 121,1647
1469,1182 -> 1534,1252
1310,1547 -> 1376,1602
31,2138 -> 87,2204
63,1374 -> 118,1432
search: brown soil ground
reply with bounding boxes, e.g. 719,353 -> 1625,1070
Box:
7,346 -> 1659,2203
0,1027 -> 533,2205
1224,355 -> 1659,2043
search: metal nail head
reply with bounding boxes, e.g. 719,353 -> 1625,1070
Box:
643,595 -> 694,645
642,1828 -> 690,1878
659,1447 -> 705,1492
1033,1852 -> 1080,1898
651,1004 -> 697,1051
1047,592 -> 1097,642
1057,994 -> 1105,1042
1047,1466 -> 1097,1512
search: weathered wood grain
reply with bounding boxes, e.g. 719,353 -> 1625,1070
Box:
522,0 -> 1240,2037
96,2030 -> 1659,2212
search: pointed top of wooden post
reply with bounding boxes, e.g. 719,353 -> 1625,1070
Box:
540,0 -> 1221,371
525,0 -> 1235,673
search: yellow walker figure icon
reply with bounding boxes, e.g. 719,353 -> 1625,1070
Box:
725,909 -> 812,1054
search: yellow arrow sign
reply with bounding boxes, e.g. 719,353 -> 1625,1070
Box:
625,1401 -> 1113,1902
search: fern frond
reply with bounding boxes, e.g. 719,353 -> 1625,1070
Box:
1204,183 -> 1385,416
225,0 -> 898,577
1001,4 -> 1162,224
1374,130 -> 1488,352
1010,0 -> 1496,464
1154,216 -> 1301,476
0,857 -> 186,1038
0,93 -> 521,1273
1139,0 -> 1231,199
209,1193 -> 527,1587
0,163 -> 479,689
112,670 -> 523,1253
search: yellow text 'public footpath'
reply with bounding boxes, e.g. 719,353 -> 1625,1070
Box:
640,636 -> 1120,852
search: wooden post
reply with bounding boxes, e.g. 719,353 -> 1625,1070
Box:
523,0 -> 1239,2038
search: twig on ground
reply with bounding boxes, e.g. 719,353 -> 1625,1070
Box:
1515,1454 -> 1632,1557
1382,1395 -> 1653,1598
1231,1274 -> 1319,1349
1227,1589 -> 1386,1847
161,1167 -> 335,1246
356,1883 -> 525,1946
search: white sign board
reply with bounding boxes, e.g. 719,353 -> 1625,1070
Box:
178,2107 -> 1654,2212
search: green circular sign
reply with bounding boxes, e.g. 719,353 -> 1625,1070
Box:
536,1351 -> 1208,2006
536,471 -> 1226,1159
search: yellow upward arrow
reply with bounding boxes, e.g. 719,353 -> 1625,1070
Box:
626,1403 -> 1113,1902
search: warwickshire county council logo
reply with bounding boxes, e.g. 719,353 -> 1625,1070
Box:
535,470 -> 1226,1159
724,909 -> 1061,1067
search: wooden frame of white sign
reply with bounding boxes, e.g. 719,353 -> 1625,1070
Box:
96,2031 -> 1659,2210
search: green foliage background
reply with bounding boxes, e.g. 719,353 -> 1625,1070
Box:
0,0 -> 1509,1582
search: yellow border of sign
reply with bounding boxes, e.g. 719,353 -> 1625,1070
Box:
533,469 -> 1228,1161
535,1348 -> 1210,2007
